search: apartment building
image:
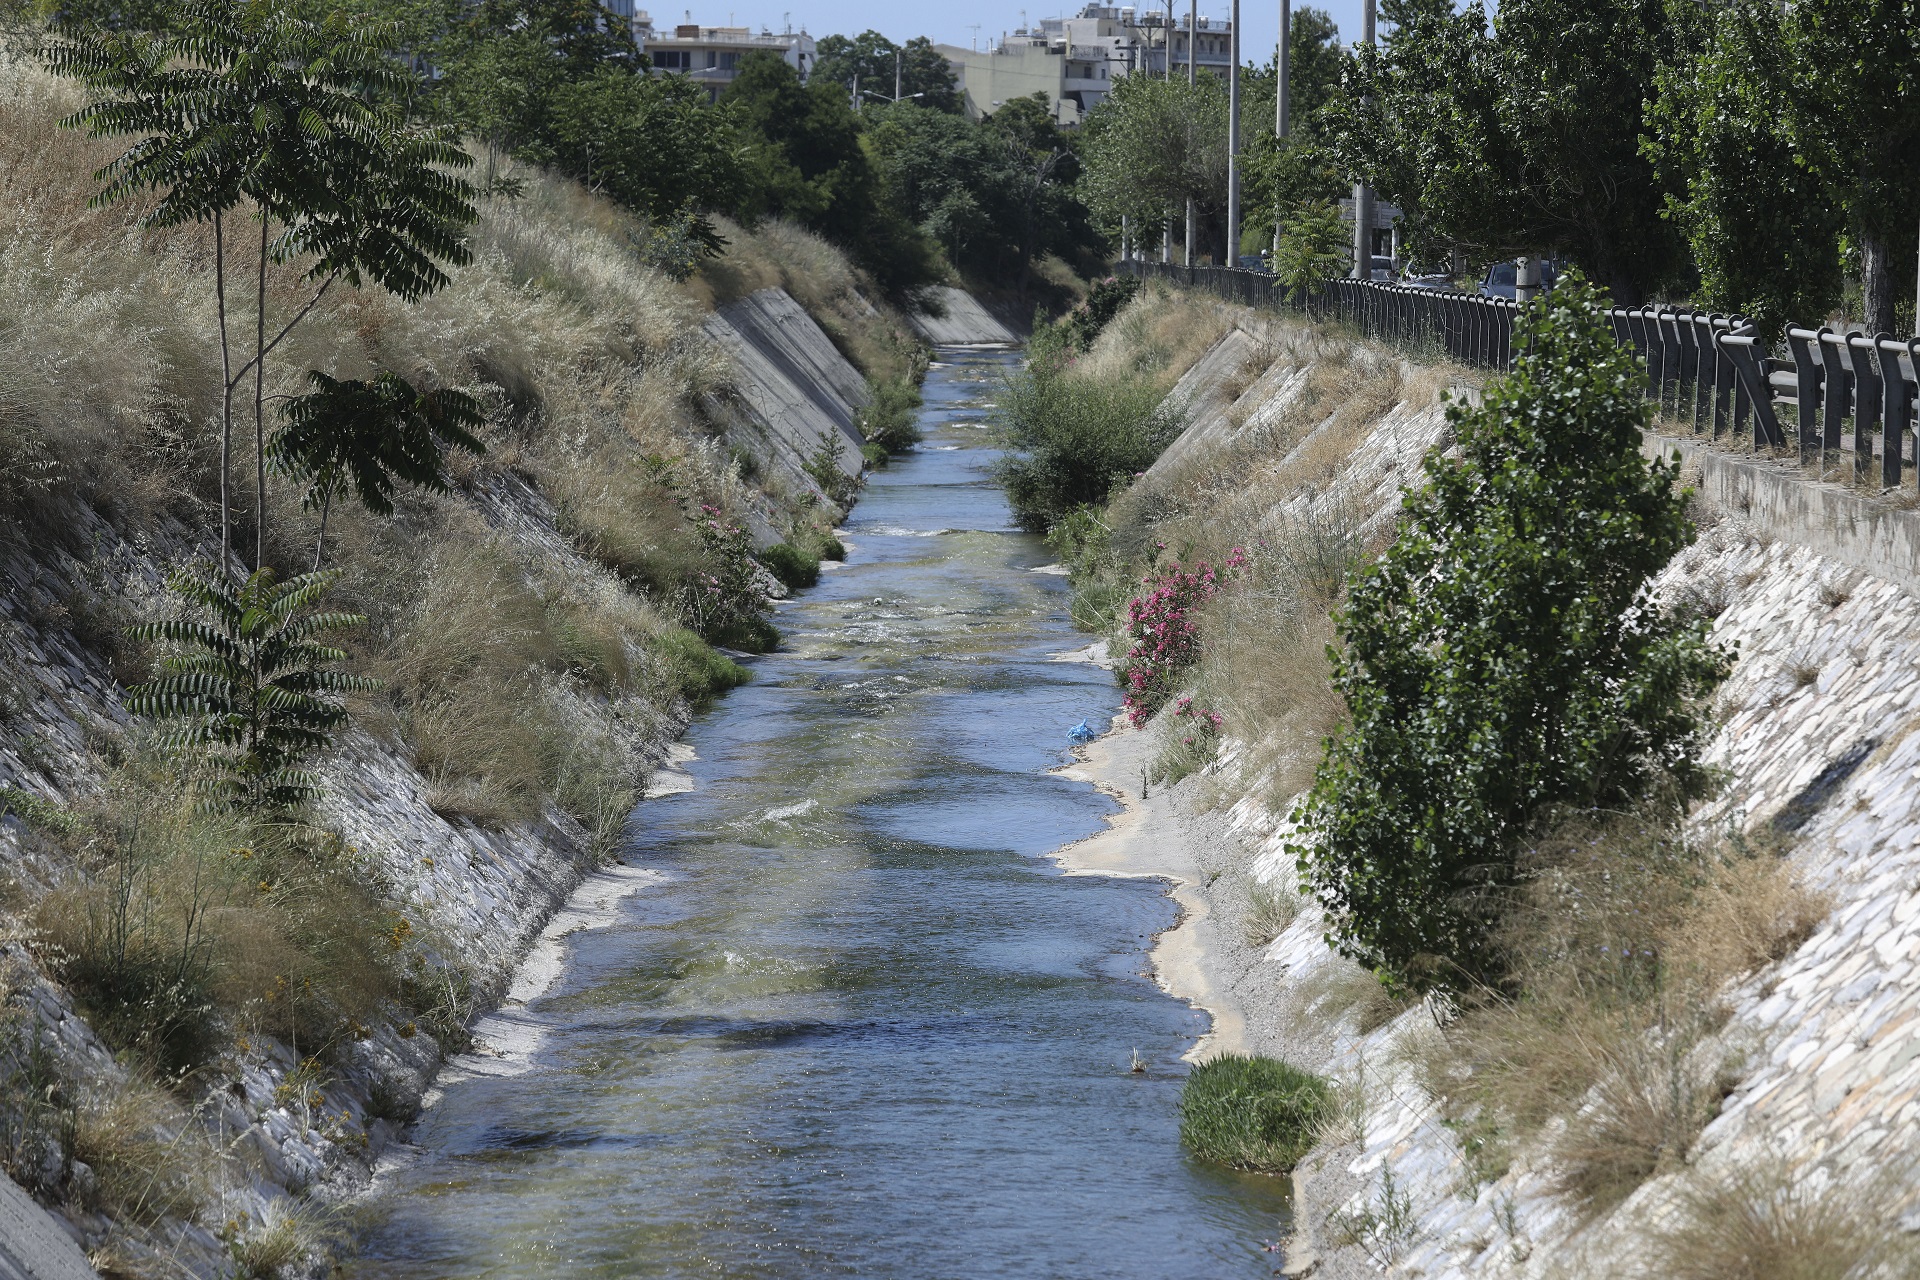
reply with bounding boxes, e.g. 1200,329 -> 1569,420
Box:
935,3 -> 1233,124
633,10 -> 817,99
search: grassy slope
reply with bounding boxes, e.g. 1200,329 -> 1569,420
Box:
0,44 -> 919,1274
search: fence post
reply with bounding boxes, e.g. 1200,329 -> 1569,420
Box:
1784,328 -> 1822,465
1876,337 -> 1913,489
1846,333 -> 1882,484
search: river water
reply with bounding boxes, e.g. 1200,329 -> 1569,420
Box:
353,348 -> 1290,1279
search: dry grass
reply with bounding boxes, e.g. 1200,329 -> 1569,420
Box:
71,1077 -> 217,1225
1642,1163 -> 1920,1280
1426,811 -> 1830,1213
1281,958 -> 1410,1038
1076,280 -> 1235,389
379,542 -> 658,839
31,766 -> 400,1067
1245,879 -> 1304,947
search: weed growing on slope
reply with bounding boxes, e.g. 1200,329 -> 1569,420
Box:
1646,1161 -> 1920,1279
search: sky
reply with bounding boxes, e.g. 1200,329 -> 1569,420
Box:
656,0 -> 1376,64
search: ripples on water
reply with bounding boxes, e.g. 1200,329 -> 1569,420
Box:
353,350 -> 1290,1279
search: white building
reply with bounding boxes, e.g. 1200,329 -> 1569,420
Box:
936,3 -> 1234,124
633,11 -> 817,100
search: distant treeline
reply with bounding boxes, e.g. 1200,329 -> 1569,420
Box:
48,0 -> 1108,298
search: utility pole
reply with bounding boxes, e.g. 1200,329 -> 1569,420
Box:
894,47 -> 901,101
1185,0 -> 1196,266
1226,0 -> 1241,268
1351,0 -> 1375,278
1273,0 -> 1288,258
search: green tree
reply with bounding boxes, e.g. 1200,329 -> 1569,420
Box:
1780,0 -> 1920,336
1295,280 -> 1730,989
270,372 -> 486,569
1080,74 -> 1231,261
437,0 -> 746,239
725,51 -> 938,294
1644,0 -> 1844,338
864,100 -> 1008,268
813,30 -> 962,113
985,94 -> 1103,291
1325,0 -> 1686,303
128,567 -> 373,813
49,0 -> 476,569
1242,7 -> 1348,251
995,326 -> 1186,532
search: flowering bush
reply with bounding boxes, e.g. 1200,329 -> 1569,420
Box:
683,503 -> 776,651
1120,548 -> 1245,725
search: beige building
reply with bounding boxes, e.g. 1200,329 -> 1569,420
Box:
634,11 -> 817,100
936,3 -> 1234,124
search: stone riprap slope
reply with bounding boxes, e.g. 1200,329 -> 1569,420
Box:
1143,316 -> 1920,1277
0,459 -> 686,1275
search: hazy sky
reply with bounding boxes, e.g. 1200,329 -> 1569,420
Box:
657,1 -> 1374,66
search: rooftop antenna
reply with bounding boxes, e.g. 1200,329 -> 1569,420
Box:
783,10 -> 791,33
967,22 -> 981,48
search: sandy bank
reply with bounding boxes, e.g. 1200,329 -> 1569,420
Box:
1053,717 -> 1257,1062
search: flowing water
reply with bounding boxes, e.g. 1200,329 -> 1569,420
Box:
354,349 -> 1290,1279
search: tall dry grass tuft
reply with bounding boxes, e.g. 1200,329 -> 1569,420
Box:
1426,809 -> 1829,1210
1643,1162 -> 1920,1280
1075,280 -> 1234,388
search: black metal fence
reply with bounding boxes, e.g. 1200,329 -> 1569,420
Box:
1114,259 -> 1920,491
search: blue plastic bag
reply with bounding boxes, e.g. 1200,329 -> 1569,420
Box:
1067,719 -> 1097,744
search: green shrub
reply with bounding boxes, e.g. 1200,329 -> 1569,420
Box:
653,625 -> 752,701
798,528 -> 847,562
857,377 -> 924,455
804,432 -> 860,508
757,542 -> 820,589
33,795 -> 397,1074
1294,279 -> 1732,990
1179,1053 -> 1332,1172
994,330 -> 1185,533
1057,274 -> 1140,351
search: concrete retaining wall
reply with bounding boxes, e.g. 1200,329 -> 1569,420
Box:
1647,432 -> 1920,594
704,288 -> 869,491
908,287 -> 1021,346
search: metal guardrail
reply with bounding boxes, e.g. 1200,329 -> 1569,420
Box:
1116,259 -> 1920,491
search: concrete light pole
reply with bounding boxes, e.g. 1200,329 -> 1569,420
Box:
1351,0 -> 1374,278
1226,0 -> 1242,269
1185,0 -> 1196,266
1272,0 -> 1288,258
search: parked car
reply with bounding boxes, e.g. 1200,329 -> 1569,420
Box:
1401,268 -> 1456,291
1476,259 -> 1559,299
1237,254 -> 1272,273
1368,255 -> 1396,281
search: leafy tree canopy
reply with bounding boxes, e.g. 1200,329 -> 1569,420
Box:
1323,0 -> 1686,303
1644,0 -> 1845,339
814,30 -> 962,113
724,51 -> 938,294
